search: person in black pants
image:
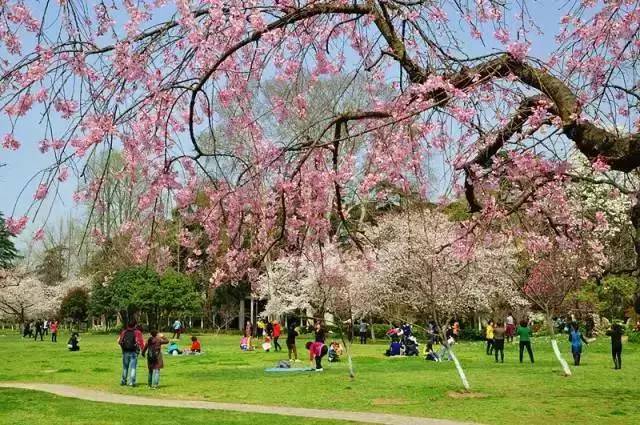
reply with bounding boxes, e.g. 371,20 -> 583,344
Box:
34,321 -> 44,341
314,320 -> 326,343
493,321 -> 506,363
359,320 -> 368,344
516,320 -> 534,363
606,323 -> 624,369
306,341 -> 328,371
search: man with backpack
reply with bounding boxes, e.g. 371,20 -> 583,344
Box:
118,320 -> 145,387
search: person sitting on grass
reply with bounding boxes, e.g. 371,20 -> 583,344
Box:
306,341 -> 328,371
262,335 -> 272,352
67,332 -> 80,351
167,341 -> 182,356
424,343 -> 440,362
385,336 -> 402,357
240,335 -> 254,351
142,330 -> 169,389
189,336 -> 201,353
328,341 -> 341,362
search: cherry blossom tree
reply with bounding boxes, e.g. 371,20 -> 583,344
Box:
504,177 -> 609,376
362,209 -> 527,390
0,267 -> 90,324
1,2 -> 639,309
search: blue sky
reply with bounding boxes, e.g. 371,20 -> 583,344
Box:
0,1 -> 570,247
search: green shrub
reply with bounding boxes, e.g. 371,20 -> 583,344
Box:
626,329 -> 640,344
372,323 -> 391,339
458,327 -> 485,341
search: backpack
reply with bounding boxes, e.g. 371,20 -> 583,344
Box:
147,340 -> 159,363
120,329 -> 137,352
276,360 -> 290,368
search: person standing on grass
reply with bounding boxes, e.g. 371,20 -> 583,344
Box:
359,320 -> 368,344
266,320 -> 274,339
314,320 -> 326,343
287,320 -> 299,362
569,322 -> 589,366
43,319 -> 49,336
493,320 -> 506,363
141,330 -> 169,389
485,320 -> 494,355
257,319 -> 266,339
172,319 -> 182,339
272,320 -> 282,352
516,320 -> 534,363
34,320 -> 44,341
606,322 -> 624,370
306,341 -> 328,371
118,320 -> 145,387
50,320 -> 58,342
505,313 -> 515,343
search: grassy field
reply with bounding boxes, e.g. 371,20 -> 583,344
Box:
0,330 -> 637,424
0,388 -> 360,425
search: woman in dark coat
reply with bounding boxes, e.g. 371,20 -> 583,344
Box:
141,330 -> 169,389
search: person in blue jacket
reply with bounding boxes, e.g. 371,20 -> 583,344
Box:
569,322 -> 589,366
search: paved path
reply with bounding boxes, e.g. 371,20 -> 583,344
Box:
0,382 -> 474,425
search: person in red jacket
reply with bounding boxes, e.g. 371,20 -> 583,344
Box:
118,320 -> 145,387
272,320 -> 282,352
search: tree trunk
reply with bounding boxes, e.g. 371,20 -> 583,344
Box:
447,345 -> 470,391
630,192 -> 640,314
546,313 -> 572,376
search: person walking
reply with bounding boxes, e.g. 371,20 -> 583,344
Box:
516,320 -> 534,363
286,320 -> 299,362
272,320 -> 282,352
606,322 -> 624,369
359,320 -> 368,344
34,320 -> 44,341
505,313 -> 515,343
50,320 -> 58,342
118,320 -> 145,387
493,320 -> 506,363
485,320 -> 495,355
141,330 -> 169,389
569,322 -> 589,366
172,319 -> 182,339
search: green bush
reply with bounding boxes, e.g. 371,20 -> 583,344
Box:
626,329 -> 640,344
372,323 -> 391,339
458,327 -> 485,341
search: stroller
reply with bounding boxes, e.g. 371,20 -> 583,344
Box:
404,335 -> 419,356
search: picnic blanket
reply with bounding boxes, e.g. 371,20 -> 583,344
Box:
264,367 -> 316,373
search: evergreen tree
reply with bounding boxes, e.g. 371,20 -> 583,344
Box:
0,212 -> 19,269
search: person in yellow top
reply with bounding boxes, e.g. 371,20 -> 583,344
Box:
257,319 -> 266,339
485,320 -> 495,355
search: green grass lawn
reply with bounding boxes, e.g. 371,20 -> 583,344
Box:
0,330 -> 637,424
0,388 -> 359,424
